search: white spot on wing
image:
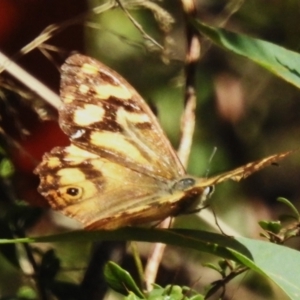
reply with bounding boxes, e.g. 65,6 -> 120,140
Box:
78,84 -> 90,94
74,104 -> 105,126
94,84 -> 132,100
71,129 -> 86,139
116,107 -> 150,126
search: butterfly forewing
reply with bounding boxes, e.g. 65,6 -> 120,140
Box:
193,150 -> 294,188
59,54 -> 185,180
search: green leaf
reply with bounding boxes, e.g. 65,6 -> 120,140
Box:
0,220 -> 19,268
104,261 -> 144,298
277,197 -> 300,219
191,20 -> 300,88
144,285 -> 204,300
1,228 -> 300,299
0,158 -> 14,178
203,262 -> 221,273
259,220 -> 282,234
17,286 -> 37,299
126,292 -> 144,300
0,228 -> 252,262
234,237 -> 300,300
189,296 -> 205,300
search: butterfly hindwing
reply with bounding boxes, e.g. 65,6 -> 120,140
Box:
36,144 -> 193,229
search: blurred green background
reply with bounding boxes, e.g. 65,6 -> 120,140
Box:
0,0 -> 300,299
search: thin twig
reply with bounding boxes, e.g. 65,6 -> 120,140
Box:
0,52 -> 61,109
178,0 -> 200,166
217,0 -> 245,26
144,219 -> 169,291
9,1 -> 115,62
130,242 -> 146,290
115,0 -> 163,50
144,0 -> 200,290
177,84 -> 196,166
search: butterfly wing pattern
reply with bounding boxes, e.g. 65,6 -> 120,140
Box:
34,54 -> 293,230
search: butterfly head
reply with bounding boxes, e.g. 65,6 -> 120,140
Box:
200,185 -> 215,203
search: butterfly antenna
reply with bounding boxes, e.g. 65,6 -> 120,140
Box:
211,205 -> 230,237
205,147 -> 218,178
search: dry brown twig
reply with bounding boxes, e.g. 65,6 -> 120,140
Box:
115,0 -> 164,50
144,0 -> 201,291
0,52 -> 61,109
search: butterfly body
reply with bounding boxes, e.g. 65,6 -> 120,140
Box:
34,54 -> 293,230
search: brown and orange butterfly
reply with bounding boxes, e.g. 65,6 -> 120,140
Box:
34,54 -> 292,230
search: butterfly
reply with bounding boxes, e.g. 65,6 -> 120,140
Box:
34,54 -> 293,230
